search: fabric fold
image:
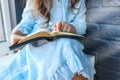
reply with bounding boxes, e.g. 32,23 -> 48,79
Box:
50,49 -> 94,80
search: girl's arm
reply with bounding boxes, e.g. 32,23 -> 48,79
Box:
52,0 -> 86,35
11,0 -> 35,44
69,0 -> 86,35
70,0 -> 86,35
11,27 -> 26,44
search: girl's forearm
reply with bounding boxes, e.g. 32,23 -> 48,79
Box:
12,27 -> 24,36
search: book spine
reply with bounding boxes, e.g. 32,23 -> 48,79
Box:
48,37 -> 54,41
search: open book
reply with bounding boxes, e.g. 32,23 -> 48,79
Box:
9,29 -> 84,50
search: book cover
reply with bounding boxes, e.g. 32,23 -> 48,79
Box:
9,29 -> 84,50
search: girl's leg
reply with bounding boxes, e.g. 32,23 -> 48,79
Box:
72,73 -> 88,80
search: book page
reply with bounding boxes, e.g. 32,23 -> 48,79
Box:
51,31 -> 84,37
17,29 -> 84,44
18,29 -> 51,44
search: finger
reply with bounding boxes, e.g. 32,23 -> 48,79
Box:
56,21 -> 62,31
19,36 -> 26,40
17,46 -> 24,50
61,21 -> 70,32
66,27 -> 72,33
52,25 -> 56,31
62,24 -> 68,32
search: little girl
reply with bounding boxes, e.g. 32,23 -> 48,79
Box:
0,0 -> 95,80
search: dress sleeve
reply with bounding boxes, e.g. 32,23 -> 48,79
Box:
16,0 -> 35,35
69,0 -> 86,35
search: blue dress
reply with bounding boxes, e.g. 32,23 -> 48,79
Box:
0,0 -> 95,80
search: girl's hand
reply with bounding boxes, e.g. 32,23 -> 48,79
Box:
52,21 -> 76,33
11,34 -> 26,50
11,35 -> 26,45
11,28 -> 26,50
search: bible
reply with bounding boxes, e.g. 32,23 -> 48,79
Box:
9,29 -> 84,50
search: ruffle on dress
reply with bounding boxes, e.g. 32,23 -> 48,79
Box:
49,46 -> 95,80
